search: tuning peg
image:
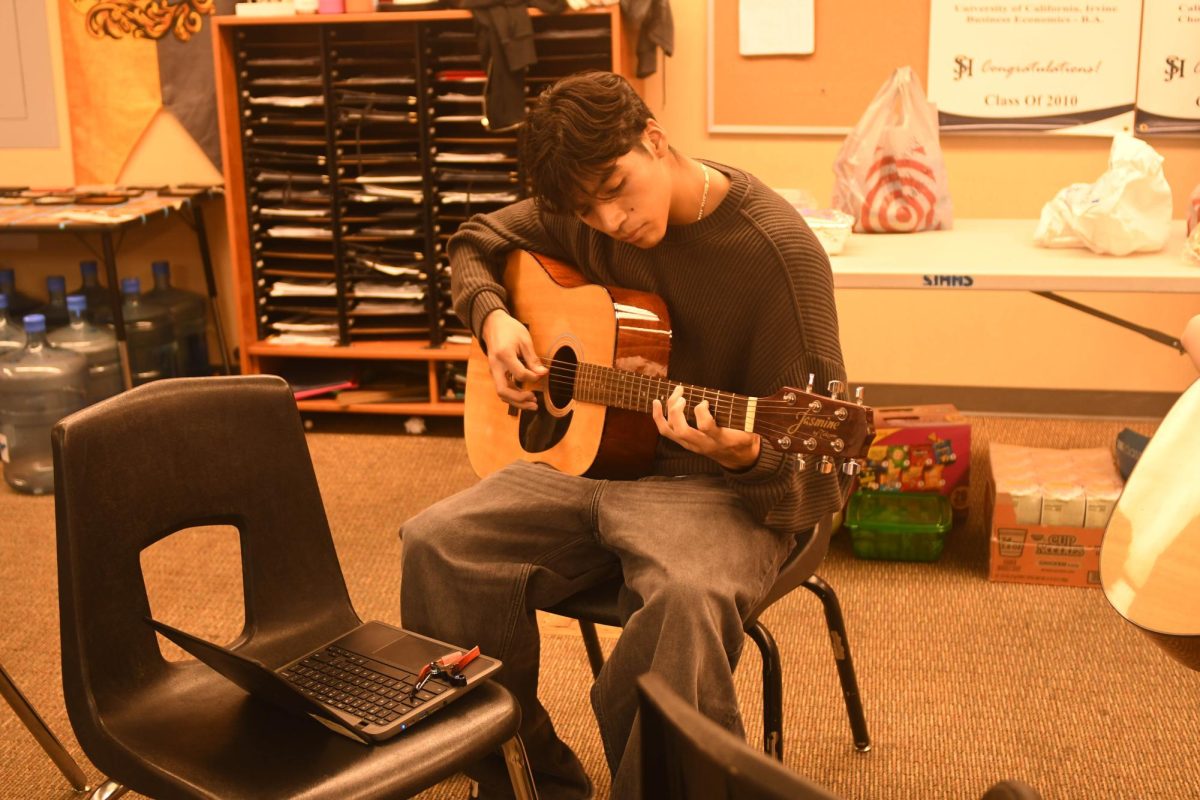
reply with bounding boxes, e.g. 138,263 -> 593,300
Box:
817,456 -> 835,474
805,373 -> 815,394
842,460 -> 862,476
795,454 -> 808,472
855,386 -> 865,405
827,380 -> 845,399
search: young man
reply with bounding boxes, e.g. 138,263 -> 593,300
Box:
400,71 -> 847,799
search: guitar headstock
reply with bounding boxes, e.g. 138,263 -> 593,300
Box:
753,378 -> 875,475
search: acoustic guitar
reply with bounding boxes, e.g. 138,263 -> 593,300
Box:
464,250 -> 875,480
1100,377 -> 1200,671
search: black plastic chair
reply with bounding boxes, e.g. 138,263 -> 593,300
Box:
546,512 -> 870,760
637,672 -> 1042,800
52,375 -> 538,800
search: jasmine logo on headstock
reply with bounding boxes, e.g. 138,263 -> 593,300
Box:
788,412 -> 840,434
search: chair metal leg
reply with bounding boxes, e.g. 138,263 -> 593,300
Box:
801,574 -> 871,752
745,621 -> 784,762
500,735 -> 540,800
0,661 -> 92,792
577,621 -> 605,679
87,781 -> 128,799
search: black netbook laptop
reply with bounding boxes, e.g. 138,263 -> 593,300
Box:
146,617 -> 501,744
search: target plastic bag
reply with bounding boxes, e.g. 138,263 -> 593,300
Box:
1033,135 -> 1172,256
832,67 -> 953,233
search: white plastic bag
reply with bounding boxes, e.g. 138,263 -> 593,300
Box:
1033,135 -> 1173,256
832,67 -> 953,234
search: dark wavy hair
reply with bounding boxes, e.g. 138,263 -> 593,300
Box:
518,71 -> 655,216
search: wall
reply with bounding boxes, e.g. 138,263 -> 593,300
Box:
641,3 -> 1200,396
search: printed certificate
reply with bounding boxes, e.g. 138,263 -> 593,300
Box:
1135,0 -> 1200,134
927,2 -> 1142,135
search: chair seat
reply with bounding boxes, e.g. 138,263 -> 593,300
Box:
544,578 -> 624,627
98,673 -> 520,800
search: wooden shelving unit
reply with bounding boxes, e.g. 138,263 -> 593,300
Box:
213,7 -> 633,415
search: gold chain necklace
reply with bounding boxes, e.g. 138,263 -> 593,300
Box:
696,163 -> 710,221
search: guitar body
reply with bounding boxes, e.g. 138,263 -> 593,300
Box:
464,250 -> 672,479
1100,378 -> 1200,671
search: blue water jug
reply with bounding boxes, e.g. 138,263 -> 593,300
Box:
0,314 -> 87,494
0,294 -> 25,357
47,296 -> 123,405
38,275 -> 71,330
0,268 -> 39,318
120,277 -> 178,385
72,260 -> 115,325
145,260 -> 210,377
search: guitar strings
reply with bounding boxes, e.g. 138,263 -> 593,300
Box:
523,374 -> 858,420
498,362 -> 864,447
510,354 -> 864,413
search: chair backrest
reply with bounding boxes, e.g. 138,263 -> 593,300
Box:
637,672 -> 842,800
745,512 -> 834,626
53,376 -> 361,758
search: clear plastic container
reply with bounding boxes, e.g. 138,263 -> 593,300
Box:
145,260 -> 210,377
845,491 -> 954,562
0,314 -> 87,494
798,209 -> 855,256
48,295 -> 123,406
0,268 -> 40,318
0,294 -> 25,357
120,277 -> 179,386
72,260 -> 115,325
37,275 -> 71,330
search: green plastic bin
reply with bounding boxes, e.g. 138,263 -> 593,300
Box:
845,491 -> 954,562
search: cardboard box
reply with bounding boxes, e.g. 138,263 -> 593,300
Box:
859,404 -> 971,521
987,480 -> 1103,588
985,445 -> 1122,588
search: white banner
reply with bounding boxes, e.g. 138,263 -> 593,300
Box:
1135,0 -> 1200,134
927,1 -> 1143,135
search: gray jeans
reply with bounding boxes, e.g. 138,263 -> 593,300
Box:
400,461 -> 795,799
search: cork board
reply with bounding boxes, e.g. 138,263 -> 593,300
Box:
707,0 -> 931,134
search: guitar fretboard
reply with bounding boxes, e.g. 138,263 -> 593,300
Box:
571,362 -> 753,432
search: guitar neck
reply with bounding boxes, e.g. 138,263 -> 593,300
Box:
573,362 -> 753,431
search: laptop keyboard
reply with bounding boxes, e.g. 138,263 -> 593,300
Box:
280,644 -> 447,726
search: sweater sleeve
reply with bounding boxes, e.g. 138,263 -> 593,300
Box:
449,199 -> 574,340
722,351 -> 851,534
719,202 -> 851,534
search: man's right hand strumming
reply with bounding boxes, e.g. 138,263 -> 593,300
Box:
482,310 -> 548,411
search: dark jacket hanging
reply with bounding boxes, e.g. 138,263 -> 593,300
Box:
451,0 -> 566,131
621,0 -> 673,78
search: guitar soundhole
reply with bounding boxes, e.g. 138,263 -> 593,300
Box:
545,346 -> 578,409
517,345 -> 576,454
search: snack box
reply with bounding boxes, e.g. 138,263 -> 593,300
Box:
845,491 -> 953,562
859,404 -> 971,521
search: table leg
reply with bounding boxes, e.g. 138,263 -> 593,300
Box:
191,203 -> 233,375
101,233 -> 133,390
1034,291 -> 1185,353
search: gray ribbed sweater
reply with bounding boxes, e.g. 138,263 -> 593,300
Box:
450,161 -> 847,534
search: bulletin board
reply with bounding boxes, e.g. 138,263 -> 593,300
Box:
707,0 -> 930,135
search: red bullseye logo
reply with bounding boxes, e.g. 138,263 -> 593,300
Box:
859,147 -> 939,233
